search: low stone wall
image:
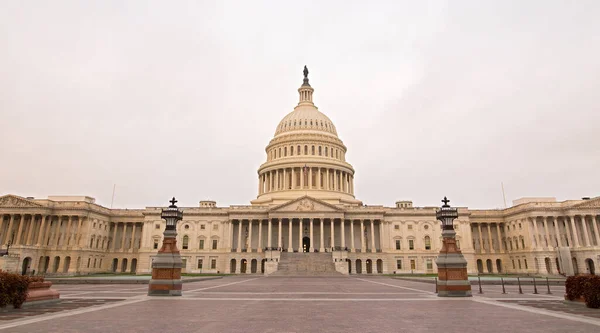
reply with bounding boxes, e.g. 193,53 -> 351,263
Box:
24,281 -> 60,306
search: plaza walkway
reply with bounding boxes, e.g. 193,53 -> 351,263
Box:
0,276 -> 598,332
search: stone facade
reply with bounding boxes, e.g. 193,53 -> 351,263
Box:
1,71 -> 599,277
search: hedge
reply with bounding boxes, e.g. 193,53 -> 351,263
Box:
565,274 -> 600,308
0,272 -> 44,309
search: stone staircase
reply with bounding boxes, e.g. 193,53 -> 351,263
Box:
270,252 -> 342,276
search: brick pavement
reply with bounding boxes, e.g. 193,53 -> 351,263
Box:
0,276 -> 598,332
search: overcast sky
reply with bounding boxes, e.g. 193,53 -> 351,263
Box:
1,1 -> 599,209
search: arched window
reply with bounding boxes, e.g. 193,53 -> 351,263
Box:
318,146 -> 322,156
424,236 -> 431,250
182,235 -> 189,250
284,147 -> 287,156
312,146 -> 315,155
298,145 -> 301,155
335,149 -> 338,158
290,146 -> 294,156
521,238 -> 525,249
278,148 -> 281,158
89,237 -> 94,248
304,145 -> 308,155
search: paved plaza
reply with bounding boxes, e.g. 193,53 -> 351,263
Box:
0,277 -> 599,332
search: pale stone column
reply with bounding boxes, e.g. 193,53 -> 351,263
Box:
247,220 -> 253,251
121,223 -> 128,249
330,219 -> 335,249
477,223 -> 484,252
258,175 -> 262,195
257,220 -> 263,251
339,171 -> 343,192
592,215 -> 600,247
309,219 -> 314,252
360,220 -> 365,251
131,223 -> 137,250
15,215 -> 25,245
283,169 -> 287,190
496,223 -> 503,252
112,222 -> 118,250
288,219 -> 293,252
542,217 -> 551,248
51,216 -> 60,246
26,215 -> 36,245
317,168 -> 321,189
309,167 -> 313,189
36,215 -> 46,246
298,219 -> 303,252
564,217 -> 573,247
291,168 -> 295,188
319,219 -> 325,252
278,219 -> 282,248
341,219 -> 346,248
581,215 -> 591,247
5,215 -> 15,244
350,220 -> 355,252
237,220 -> 243,252
569,216 -> 581,247
532,217 -> 541,248
326,169 -> 330,190
553,217 -> 562,247
300,167 -> 305,188
370,220 -> 376,252
486,224 -> 493,253
64,216 -> 73,246
268,219 -> 273,248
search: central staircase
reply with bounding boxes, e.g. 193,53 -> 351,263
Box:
270,252 -> 342,276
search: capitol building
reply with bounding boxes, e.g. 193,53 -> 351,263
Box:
1,69 -> 599,277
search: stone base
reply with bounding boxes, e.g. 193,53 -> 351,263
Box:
437,281 -> 472,297
147,279 -> 183,296
25,281 -> 61,303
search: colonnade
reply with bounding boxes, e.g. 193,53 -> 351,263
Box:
258,167 -> 354,195
229,218 -> 380,253
109,222 -> 143,251
0,214 -> 87,248
472,214 -> 600,254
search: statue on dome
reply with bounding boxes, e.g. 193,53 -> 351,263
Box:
303,65 -> 309,78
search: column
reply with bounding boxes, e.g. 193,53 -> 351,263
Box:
317,168 -> 321,189
477,223 -> 484,252
268,219 -> 272,248
326,169 -> 330,190
581,215 -> 591,247
309,167 -> 313,189
350,220 -> 355,252
360,220 -> 365,251
278,219 -> 282,249
6,215 -> 15,244
36,215 -> 47,246
15,215 -> 25,245
54,216 -> 63,247
553,217 -> 562,247
112,223 -> 118,250
496,223 -> 503,252
569,216 -> 581,247
258,220 -> 263,252
298,219 -> 303,252
370,220 -> 376,252
76,217 -> 83,247
64,216 -> 72,247
26,215 -> 35,245
237,220 -> 242,252
131,223 -> 137,250
283,169 -> 287,190
341,219 -> 346,248
288,219 -> 293,252
564,217 -> 573,247
248,220 -> 253,251
121,223 -> 127,249
486,223 -> 493,253
543,217 -> 551,248
291,168 -> 296,188
532,217 -> 541,248
330,219 -> 335,249
300,167 -> 305,188
593,215 -> 600,246
309,219 -> 314,252
319,219 -> 324,251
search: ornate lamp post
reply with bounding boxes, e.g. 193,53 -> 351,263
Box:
148,197 -> 184,296
435,197 -> 472,297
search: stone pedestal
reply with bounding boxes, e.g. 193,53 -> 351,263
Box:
436,229 -> 472,297
148,229 -> 183,296
25,281 -> 60,305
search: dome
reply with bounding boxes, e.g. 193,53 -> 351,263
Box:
274,105 -> 338,137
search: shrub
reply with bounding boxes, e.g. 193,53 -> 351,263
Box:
565,275 -> 587,301
0,272 -> 32,309
583,275 -> 600,309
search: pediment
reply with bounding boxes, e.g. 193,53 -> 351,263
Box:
573,197 -> 600,208
0,195 -> 44,208
269,196 -> 342,213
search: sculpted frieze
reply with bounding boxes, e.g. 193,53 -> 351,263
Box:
0,195 -> 43,208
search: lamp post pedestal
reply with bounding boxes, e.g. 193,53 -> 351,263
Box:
148,198 -> 184,296
435,197 -> 472,297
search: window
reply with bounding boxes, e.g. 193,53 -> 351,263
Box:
524,259 -> 528,269
304,145 -> 308,155
201,224 -> 205,230
184,225 -> 189,230
512,259 -> 515,269
182,235 -> 189,250
155,224 -> 160,229
297,145 -> 301,155
93,258 -> 97,268
519,223 -> 522,229
318,146 -> 322,155
408,224 -> 413,230
394,224 -> 399,230
518,259 -> 522,269
93,223 -> 96,228
426,259 -> 433,270
325,147 -> 328,156
199,239 -> 205,250
87,258 -> 91,268
395,240 -> 401,250
284,147 -> 287,156
425,236 -> 431,250
211,259 -> 217,269
181,259 -> 187,269
521,238 -> 525,249
396,260 -> 402,269
409,240 -> 414,250
153,240 -> 159,249
311,146 -> 315,155
213,224 -> 219,230
212,239 -> 218,250
424,225 -> 429,230
410,259 -> 416,270
197,259 -> 203,269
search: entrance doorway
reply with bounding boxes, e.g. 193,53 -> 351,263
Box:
302,237 -> 310,252
366,259 -> 373,274
21,257 -> 32,275
241,259 -> 247,273
586,258 -> 595,275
